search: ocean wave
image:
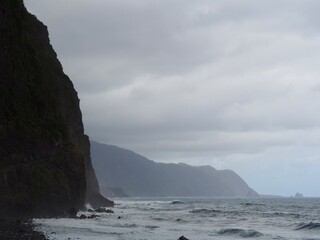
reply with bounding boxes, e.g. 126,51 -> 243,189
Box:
111,223 -> 137,228
241,202 -> 265,207
261,212 -> 300,218
189,208 -> 222,214
171,200 -> 185,204
189,208 -> 247,218
145,225 -> 159,229
151,217 -> 165,221
273,212 -> 300,218
296,222 -> 320,230
175,218 -> 187,223
217,228 -> 263,238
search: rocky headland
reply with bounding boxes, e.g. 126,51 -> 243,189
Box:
0,0 -> 112,220
91,141 -> 258,197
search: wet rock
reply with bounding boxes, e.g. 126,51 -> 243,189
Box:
95,207 -> 114,213
95,207 -> 107,213
69,208 -> 77,217
178,236 -> 189,240
79,214 -> 87,219
0,219 -> 47,239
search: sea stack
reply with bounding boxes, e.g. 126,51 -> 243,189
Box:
0,0 -> 112,217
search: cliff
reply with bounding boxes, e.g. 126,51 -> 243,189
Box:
99,185 -> 129,198
0,0 -> 112,217
91,141 -> 258,197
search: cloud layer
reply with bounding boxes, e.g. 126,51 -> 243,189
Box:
25,0 -> 320,196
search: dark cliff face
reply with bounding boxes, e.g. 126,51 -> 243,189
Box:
0,0 -> 112,217
84,139 -> 114,209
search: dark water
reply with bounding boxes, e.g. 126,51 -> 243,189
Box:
35,197 -> 320,240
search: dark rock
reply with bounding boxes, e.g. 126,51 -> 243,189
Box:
178,236 -> 189,240
79,214 -> 87,219
0,0 -> 112,217
86,192 -> 114,209
69,208 -> 78,218
87,208 -> 94,212
95,207 -> 107,213
0,0 -> 86,217
88,214 -> 98,219
118,216 -> 122,219
0,219 -> 47,240
95,207 -> 114,213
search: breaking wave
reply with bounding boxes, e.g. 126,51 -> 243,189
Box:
241,202 -> 265,207
296,222 -> 320,230
189,208 -> 222,214
171,200 -> 185,204
217,228 -> 263,238
262,212 -> 300,218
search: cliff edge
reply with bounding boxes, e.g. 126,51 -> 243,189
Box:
0,0 -> 112,217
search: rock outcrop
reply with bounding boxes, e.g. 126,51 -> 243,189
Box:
0,0 -> 112,217
91,141 -> 258,197
99,185 -> 129,198
295,193 -> 304,198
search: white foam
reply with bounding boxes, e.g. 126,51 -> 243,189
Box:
34,198 -> 320,240
34,200 -> 203,240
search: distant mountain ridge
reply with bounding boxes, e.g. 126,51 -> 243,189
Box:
91,141 -> 258,197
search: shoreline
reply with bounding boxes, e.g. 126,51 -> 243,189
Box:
0,218 -> 47,240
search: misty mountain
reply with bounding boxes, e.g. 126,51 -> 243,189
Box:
91,141 -> 258,197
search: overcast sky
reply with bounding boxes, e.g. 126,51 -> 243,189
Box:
24,0 -> 320,197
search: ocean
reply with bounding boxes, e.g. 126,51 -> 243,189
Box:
35,197 -> 320,240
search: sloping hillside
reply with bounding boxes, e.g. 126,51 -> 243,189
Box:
91,141 -> 258,197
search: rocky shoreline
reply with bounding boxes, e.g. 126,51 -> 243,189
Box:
0,219 -> 47,240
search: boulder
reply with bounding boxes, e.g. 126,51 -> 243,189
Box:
178,236 -> 189,240
95,207 -> 114,213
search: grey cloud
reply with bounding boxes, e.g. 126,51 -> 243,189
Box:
24,0 -> 320,196
26,0 -> 320,91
